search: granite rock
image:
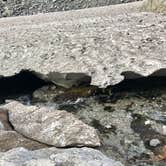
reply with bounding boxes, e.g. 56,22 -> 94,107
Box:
0,147 -> 124,166
3,101 -> 100,147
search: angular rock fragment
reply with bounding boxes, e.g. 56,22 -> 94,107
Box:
0,147 -> 124,166
0,130 -> 48,152
4,101 -> 100,147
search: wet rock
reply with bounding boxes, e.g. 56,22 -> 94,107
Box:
33,85 -> 98,103
50,86 -> 166,165
2,79 -> 166,165
0,109 -> 12,130
0,0 -> 141,18
0,130 -> 48,152
131,114 -> 166,152
0,147 -> 124,166
4,101 -> 100,147
150,139 -> 161,147
53,86 -> 99,103
33,85 -> 65,102
30,82 -> 166,165
142,0 -> 166,13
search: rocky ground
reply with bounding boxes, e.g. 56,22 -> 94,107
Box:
0,0 -> 141,17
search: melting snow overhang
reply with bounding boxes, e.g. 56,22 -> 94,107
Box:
0,1 -> 166,88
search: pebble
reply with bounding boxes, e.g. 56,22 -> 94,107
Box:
0,121 -> 4,130
162,125 -> 166,135
145,120 -> 151,125
149,139 -> 161,147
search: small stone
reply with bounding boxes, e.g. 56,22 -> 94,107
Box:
0,121 -> 4,130
145,120 -> 151,125
162,125 -> 166,135
33,85 -> 64,102
149,139 -> 161,147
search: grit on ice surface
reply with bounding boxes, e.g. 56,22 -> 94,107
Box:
0,1 -> 166,87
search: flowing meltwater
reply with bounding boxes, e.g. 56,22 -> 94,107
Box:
0,70 -> 166,165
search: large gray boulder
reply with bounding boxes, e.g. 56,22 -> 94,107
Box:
0,0 -> 141,18
0,147 -> 124,166
3,101 -> 100,147
0,2 -> 165,88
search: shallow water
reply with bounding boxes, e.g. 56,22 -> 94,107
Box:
1,81 -> 166,165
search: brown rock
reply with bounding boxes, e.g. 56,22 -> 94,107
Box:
0,109 -> 12,130
0,130 -> 48,152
